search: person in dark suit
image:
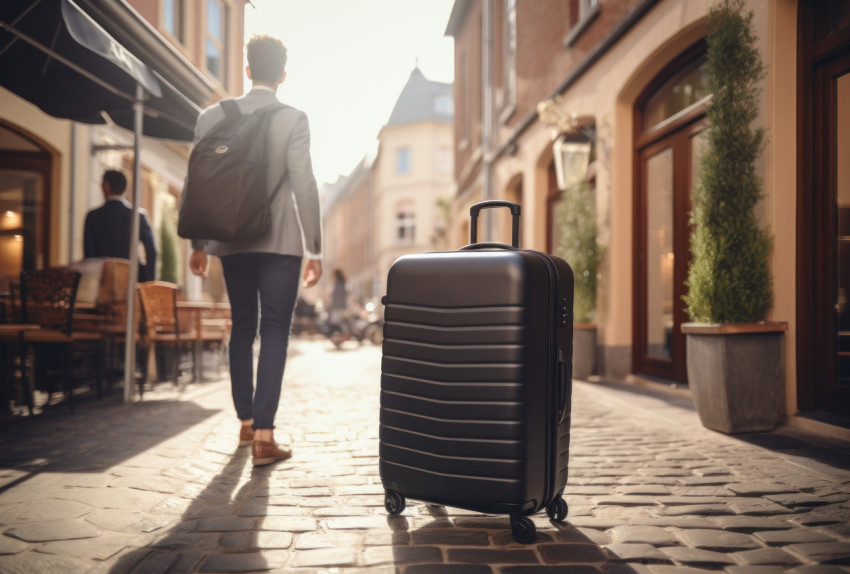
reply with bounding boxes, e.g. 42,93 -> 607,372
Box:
188,35 -> 323,466
83,170 -> 157,282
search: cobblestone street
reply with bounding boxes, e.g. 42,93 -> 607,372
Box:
0,338 -> 848,573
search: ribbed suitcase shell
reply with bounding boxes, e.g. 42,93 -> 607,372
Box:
379,246 -> 573,519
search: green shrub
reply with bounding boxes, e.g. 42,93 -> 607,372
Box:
159,221 -> 179,284
557,180 -> 603,324
684,0 -> 773,324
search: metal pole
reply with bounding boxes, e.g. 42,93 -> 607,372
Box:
69,123 -> 76,262
123,83 -> 144,403
481,0 -> 494,241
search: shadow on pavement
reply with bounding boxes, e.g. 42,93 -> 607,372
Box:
0,395 -> 220,483
110,446 -> 273,573
589,379 -> 696,413
733,428 -> 850,474
589,378 -> 850,475
387,503 -> 640,572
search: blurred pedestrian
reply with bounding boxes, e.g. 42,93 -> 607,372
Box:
83,169 -> 157,282
329,268 -> 354,340
188,34 -> 323,466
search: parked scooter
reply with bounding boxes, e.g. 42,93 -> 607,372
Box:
318,301 -> 383,349
352,301 -> 383,345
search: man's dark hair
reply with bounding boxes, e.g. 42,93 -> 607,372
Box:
102,170 -> 127,195
247,35 -> 287,83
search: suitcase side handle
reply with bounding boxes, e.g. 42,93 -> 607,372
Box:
470,200 -> 521,247
557,349 -> 570,424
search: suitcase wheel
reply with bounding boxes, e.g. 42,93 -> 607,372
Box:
384,490 -> 405,515
546,496 -> 568,523
510,515 -> 536,544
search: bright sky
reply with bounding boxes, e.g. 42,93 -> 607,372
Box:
243,0 -> 456,188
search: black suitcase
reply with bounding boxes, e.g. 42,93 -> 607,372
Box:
379,200 -> 574,543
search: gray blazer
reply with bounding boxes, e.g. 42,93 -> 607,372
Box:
192,87 -> 322,260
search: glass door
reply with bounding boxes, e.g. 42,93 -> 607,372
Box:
820,56 -> 850,414
634,120 -> 705,383
643,143 -> 674,363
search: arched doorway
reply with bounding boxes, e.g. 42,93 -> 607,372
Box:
632,42 -> 709,383
0,122 -> 51,276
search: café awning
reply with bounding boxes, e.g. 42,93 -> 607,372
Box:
0,0 -> 200,141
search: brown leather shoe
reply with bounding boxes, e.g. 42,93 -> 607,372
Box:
252,441 -> 292,466
239,425 -> 254,446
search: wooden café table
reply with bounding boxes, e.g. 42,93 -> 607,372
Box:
176,300 -> 229,382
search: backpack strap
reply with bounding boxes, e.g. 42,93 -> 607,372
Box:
256,102 -> 292,203
219,98 -> 241,119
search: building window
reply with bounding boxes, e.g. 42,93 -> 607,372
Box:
396,148 -> 411,175
642,57 -> 709,131
163,0 -> 184,43
564,0 -> 600,47
435,95 -> 453,116
396,202 -> 415,244
502,0 -> 517,120
206,0 -> 227,84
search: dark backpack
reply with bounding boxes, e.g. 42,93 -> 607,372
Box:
178,99 -> 288,242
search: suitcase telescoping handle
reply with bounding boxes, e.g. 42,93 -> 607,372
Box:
469,200 -> 520,248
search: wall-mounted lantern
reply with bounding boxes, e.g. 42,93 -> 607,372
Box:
537,97 -> 595,191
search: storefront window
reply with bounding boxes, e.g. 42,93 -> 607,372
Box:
0,124 -> 49,276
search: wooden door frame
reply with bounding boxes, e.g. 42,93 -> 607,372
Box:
796,1 -> 850,414
632,118 -> 704,382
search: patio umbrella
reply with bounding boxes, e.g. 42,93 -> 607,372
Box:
0,0 -> 201,402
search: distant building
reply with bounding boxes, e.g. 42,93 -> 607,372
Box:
320,156 -> 376,305
321,67 -> 454,305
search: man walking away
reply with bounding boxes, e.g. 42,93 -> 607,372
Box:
188,35 -> 323,466
83,170 -> 157,282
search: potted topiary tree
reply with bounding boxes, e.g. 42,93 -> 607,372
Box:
557,179 -> 603,381
681,0 -> 786,434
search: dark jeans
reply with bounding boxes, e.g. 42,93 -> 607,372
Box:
221,253 -> 302,430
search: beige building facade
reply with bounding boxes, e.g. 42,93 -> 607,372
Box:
321,68 -> 454,306
447,0 -> 849,432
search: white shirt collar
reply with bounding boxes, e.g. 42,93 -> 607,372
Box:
106,196 -> 131,208
250,85 -> 276,94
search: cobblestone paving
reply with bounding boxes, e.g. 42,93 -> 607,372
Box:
0,339 -> 848,573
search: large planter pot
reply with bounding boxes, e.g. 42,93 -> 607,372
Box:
572,323 -> 597,381
681,322 -> 787,434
